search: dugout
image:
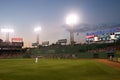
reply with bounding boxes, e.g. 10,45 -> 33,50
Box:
106,50 -> 115,60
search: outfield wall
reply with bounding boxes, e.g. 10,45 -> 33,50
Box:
29,47 -> 108,59
29,42 -> 120,59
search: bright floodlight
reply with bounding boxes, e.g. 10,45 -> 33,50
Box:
34,27 -> 41,32
66,14 -> 78,25
1,28 -> 14,33
1,28 -> 14,42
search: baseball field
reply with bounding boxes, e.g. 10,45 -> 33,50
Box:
0,59 -> 120,80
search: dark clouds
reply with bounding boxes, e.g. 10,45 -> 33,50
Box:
63,23 -> 120,33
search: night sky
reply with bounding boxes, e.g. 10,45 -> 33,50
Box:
0,0 -> 120,47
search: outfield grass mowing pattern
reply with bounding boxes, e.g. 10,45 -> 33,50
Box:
0,59 -> 120,80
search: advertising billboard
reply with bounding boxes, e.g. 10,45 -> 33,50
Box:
12,38 -> 23,42
42,41 -> 49,46
58,39 -> 67,43
86,27 -> 120,36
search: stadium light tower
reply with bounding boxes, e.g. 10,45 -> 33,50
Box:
34,27 -> 41,45
1,28 -> 14,42
66,14 -> 78,45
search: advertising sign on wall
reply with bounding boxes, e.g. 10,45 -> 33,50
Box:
12,38 -> 23,42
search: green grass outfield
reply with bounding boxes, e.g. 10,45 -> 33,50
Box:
0,59 -> 120,80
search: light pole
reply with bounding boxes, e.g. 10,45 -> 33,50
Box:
1,28 -> 14,42
66,14 -> 78,45
34,27 -> 41,45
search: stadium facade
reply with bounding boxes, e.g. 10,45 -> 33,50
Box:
0,38 -> 24,58
86,27 -> 120,43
